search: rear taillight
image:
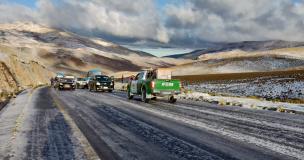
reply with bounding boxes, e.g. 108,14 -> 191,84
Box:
179,81 -> 182,89
151,80 -> 155,89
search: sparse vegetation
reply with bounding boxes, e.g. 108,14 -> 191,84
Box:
218,99 -> 226,105
30,84 -> 45,94
183,88 -> 192,94
277,105 -> 283,112
13,86 -> 19,92
245,95 -> 259,100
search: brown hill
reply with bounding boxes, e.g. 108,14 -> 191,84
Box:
0,21 -> 192,76
179,40 -> 304,60
0,54 -> 55,92
171,47 -> 304,76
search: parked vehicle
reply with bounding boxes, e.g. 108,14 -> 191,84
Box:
74,77 -> 87,89
127,68 -> 181,103
55,78 -> 75,91
88,75 -> 114,92
53,73 -> 64,88
87,69 -> 102,82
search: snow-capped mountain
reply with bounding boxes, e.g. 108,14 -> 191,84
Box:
178,40 -> 304,60
0,21 -> 191,76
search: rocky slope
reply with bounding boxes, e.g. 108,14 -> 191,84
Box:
179,40 -> 304,60
0,53 -> 55,92
0,21 -> 192,76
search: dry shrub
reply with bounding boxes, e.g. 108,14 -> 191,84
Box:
218,99 -> 226,105
246,95 -> 259,99
13,86 -> 19,92
277,105 -> 283,112
184,88 -> 192,94
208,92 -> 216,96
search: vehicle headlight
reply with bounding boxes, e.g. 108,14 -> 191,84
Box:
60,83 -> 63,85
96,82 -> 100,85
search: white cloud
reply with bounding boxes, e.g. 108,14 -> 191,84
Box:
0,0 -> 169,43
1,0 -> 304,48
163,0 -> 304,43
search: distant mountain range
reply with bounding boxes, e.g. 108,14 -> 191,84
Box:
169,40 -> 304,60
163,49 -> 204,59
0,21 -> 191,76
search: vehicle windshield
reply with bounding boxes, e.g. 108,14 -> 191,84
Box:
88,71 -> 102,77
60,78 -> 72,82
77,78 -> 86,81
95,76 -> 110,81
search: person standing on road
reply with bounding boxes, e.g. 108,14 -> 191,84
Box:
122,75 -> 124,83
50,77 -> 54,87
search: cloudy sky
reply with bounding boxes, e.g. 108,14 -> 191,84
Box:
0,0 -> 303,56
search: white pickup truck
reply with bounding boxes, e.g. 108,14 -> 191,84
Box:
74,77 -> 88,89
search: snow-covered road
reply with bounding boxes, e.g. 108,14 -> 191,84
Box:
1,86 -> 304,160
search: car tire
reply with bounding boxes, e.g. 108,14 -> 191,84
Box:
108,90 -> 112,92
151,97 -> 157,100
168,96 -> 177,103
142,88 -> 149,103
127,87 -> 133,99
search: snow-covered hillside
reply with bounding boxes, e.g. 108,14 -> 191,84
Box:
172,46 -> 304,76
181,72 -> 304,100
180,40 -> 304,60
0,21 -> 192,76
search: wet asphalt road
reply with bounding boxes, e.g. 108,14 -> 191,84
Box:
25,86 -> 304,160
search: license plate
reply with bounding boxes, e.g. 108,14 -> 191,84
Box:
104,87 -> 108,89
163,92 -> 171,95
65,85 -> 70,88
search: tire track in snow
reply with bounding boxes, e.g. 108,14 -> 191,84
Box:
99,91 -> 304,159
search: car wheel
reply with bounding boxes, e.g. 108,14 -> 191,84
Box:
168,96 -> 177,103
108,90 -> 112,92
127,87 -> 133,99
151,97 -> 157,100
142,88 -> 149,103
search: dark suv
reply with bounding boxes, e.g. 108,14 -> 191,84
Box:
88,75 -> 114,92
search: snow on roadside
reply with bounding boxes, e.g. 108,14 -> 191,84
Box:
180,91 -> 304,112
0,89 -> 31,158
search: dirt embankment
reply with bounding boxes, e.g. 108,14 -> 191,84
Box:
0,54 -> 55,92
